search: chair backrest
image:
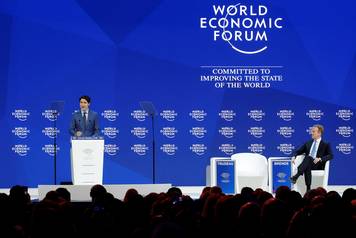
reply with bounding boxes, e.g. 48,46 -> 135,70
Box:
231,153 -> 268,176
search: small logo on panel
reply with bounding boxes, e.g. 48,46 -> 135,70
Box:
101,110 -> 119,121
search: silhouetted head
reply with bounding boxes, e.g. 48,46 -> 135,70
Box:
199,186 -> 211,200
342,188 -> 356,204
124,188 -> 139,203
241,187 -> 255,202
167,187 -> 183,201
210,186 -> 222,195
45,191 -> 60,201
275,186 -> 291,202
90,184 -> 107,203
56,188 -> 71,202
325,191 -> 341,206
9,185 -> 30,205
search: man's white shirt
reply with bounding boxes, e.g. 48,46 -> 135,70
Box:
81,109 -> 89,122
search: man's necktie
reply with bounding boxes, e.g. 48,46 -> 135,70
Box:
310,140 -> 317,158
83,112 -> 87,131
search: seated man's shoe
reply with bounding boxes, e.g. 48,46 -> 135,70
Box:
290,175 -> 298,184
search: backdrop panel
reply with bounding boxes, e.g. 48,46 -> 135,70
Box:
0,0 -> 355,187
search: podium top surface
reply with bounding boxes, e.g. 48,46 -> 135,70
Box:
71,136 -> 104,140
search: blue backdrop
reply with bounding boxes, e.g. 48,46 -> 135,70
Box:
0,0 -> 355,187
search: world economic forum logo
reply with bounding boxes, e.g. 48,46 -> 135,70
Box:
131,144 -> 149,156
190,127 -> 207,139
221,172 -> 230,179
131,127 -> 149,139
219,110 -> 236,121
248,143 -> 265,154
277,143 -> 295,155
42,127 -> 60,139
248,126 -> 265,138
200,3 -> 283,54
189,110 -> 207,121
160,127 -> 178,139
277,109 -> 294,121
248,110 -> 265,121
277,126 -> 295,138
336,143 -> 354,155
190,144 -> 207,156
101,127 -> 119,139
12,144 -> 30,156
306,109 -> 324,121
42,109 -> 60,121
12,109 -> 30,121
336,126 -> 353,138
131,110 -> 148,121
105,144 -> 119,156
277,172 -> 287,182
12,127 -> 30,139
101,110 -> 119,121
42,144 -> 60,156
83,148 -> 93,155
160,110 -> 178,121
336,109 -> 353,121
160,144 -> 178,156
219,127 -> 236,138
219,143 -> 236,155
220,172 -> 230,183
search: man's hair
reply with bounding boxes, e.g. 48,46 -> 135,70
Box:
79,95 -> 91,103
313,124 -> 324,134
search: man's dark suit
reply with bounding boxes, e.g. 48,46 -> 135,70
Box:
292,139 -> 333,189
69,110 -> 100,137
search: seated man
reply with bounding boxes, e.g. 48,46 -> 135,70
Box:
290,124 -> 333,191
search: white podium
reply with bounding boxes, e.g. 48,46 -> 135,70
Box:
71,137 -> 104,185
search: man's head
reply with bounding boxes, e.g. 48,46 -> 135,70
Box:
79,95 -> 91,111
311,124 -> 324,140
90,184 -> 107,203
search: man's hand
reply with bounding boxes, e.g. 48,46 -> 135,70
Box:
76,131 -> 82,137
313,157 -> 321,164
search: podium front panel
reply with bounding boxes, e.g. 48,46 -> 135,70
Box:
71,137 -> 104,185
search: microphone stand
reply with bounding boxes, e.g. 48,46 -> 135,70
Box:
53,111 -> 58,185
150,113 -> 156,184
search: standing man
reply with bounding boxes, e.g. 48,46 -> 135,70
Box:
69,95 -> 100,137
290,124 -> 333,191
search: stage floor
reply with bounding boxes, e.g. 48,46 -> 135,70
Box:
1,185 -> 356,201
